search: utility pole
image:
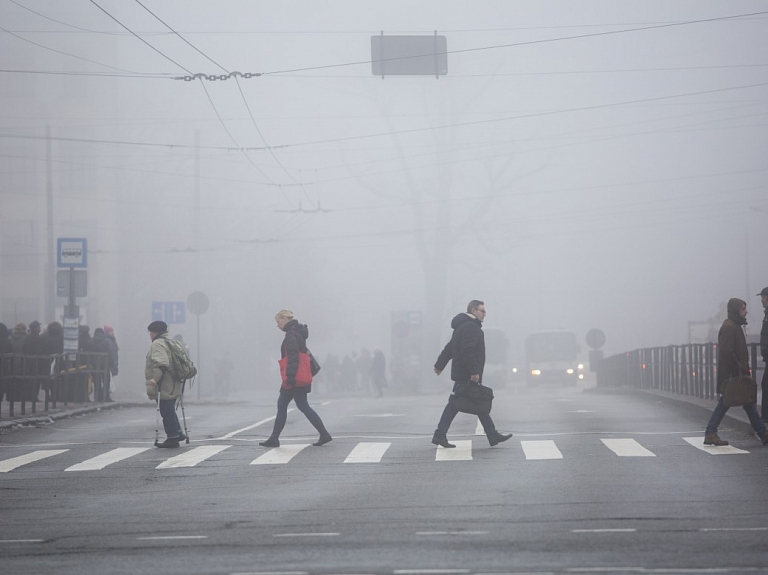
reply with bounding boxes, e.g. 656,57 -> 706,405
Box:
46,125 -> 55,322
194,130 -> 201,398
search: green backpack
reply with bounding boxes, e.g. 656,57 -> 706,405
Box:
164,339 -> 198,382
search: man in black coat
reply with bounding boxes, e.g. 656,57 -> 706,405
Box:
758,287 -> 768,422
431,300 -> 512,448
704,297 -> 768,446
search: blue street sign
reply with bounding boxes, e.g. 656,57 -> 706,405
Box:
151,301 -> 186,324
57,238 -> 87,268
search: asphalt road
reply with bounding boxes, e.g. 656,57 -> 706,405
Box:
1,383 -> 767,575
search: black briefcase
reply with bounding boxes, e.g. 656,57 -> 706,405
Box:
452,381 -> 494,416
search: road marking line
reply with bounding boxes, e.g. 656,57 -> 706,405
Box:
601,438 -> 656,457
273,532 -> 339,537
571,529 -> 637,533
0,539 -> 45,543
683,437 -> 749,454
217,410 -> 295,440
65,447 -> 150,471
0,449 -> 69,473
156,445 -> 231,469
701,527 -> 768,531
395,570 -> 470,574
344,442 -> 391,463
521,440 -> 563,460
475,419 -> 483,435
137,536 -> 207,540
251,444 -> 309,465
435,440 -> 472,461
416,531 -> 488,535
231,572 -> 308,575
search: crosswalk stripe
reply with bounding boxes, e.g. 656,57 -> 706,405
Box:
521,440 -> 563,460
435,440 -> 472,461
156,445 -> 231,469
683,437 -> 749,455
0,449 -> 69,473
65,447 -> 151,471
601,438 -> 656,457
344,442 -> 391,463
251,444 -> 310,465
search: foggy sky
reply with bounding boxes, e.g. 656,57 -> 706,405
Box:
1,1 -> 767,390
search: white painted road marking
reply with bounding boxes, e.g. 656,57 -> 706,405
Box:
435,439 -> 472,461
0,449 -> 69,473
0,539 -> 45,543
273,532 -> 340,537
137,536 -> 208,540
217,410 -> 294,440
683,437 -> 749,454
251,444 -> 309,465
521,440 -> 563,460
571,528 -> 637,533
601,438 -> 655,457
65,447 -> 150,471
344,442 -> 391,463
156,445 -> 231,469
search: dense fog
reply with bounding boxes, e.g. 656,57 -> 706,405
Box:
1,1 -> 767,396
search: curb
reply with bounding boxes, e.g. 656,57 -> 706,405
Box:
0,401 -> 124,430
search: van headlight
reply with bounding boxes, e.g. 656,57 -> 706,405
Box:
531,369 -> 541,376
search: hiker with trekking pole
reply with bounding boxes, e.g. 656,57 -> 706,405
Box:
145,320 -> 196,448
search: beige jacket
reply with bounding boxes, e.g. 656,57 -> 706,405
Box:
145,333 -> 183,401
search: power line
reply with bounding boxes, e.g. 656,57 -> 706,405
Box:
167,10 -> 768,80
88,0 -> 192,74
2,81 -> 766,154
6,0 -> 126,36
0,24 -> 139,73
132,0 -> 229,72
0,68 -> 170,78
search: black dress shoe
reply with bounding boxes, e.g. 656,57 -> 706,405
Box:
489,432 -> 513,447
156,438 -> 180,448
259,437 -> 280,448
177,433 -> 186,442
431,434 -> 456,448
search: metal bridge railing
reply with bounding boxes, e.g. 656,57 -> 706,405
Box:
596,342 -> 764,401
0,352 -> 109,419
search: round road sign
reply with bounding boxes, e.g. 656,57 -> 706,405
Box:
186,291 -> 209,315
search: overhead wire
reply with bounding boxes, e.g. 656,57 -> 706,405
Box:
0,23 -> 140,73
131,0 -> 316,204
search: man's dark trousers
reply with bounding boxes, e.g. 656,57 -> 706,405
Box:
762,365 -> 768,421
436,381 -> 497,439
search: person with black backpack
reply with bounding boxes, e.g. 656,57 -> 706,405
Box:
145,321 -> 187,448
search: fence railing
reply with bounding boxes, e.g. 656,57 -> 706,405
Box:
0,352 -> 110,419
596,342 -> 764,400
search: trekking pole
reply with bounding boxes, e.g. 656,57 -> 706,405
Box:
178,380 -> 190,444
154,395 -> 160,447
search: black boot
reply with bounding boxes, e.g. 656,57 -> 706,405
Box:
259,436 -> 280,447
431,432 -> 455,448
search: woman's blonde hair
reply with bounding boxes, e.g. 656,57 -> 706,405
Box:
275,309 -> 294,321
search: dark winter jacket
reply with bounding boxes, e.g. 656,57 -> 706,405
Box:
105,335 -> 119,376
716,298 -> 749,393
435,313 -> 486,383
280,319 -> 309,392
761,307 -> 768,363
84,331 -> 111,373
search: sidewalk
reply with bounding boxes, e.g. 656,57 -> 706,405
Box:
0,399 -> 125,430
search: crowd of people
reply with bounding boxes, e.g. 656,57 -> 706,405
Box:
316,348 -> 388,397
0,320 -> 119,404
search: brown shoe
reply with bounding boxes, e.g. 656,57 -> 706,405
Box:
703,433 -> 729,446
